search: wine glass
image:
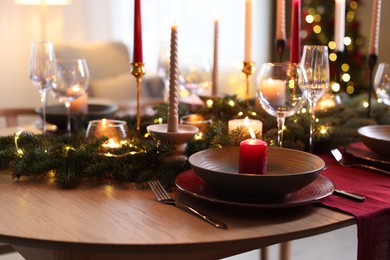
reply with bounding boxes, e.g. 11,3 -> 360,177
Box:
157,42 -> 171,102
29,41 -> 57,133
374,63 -> 390,106
301,45 -> 330,152
179,56 -> 211,107
51,59 -> 89,134
256,63 -> 308,147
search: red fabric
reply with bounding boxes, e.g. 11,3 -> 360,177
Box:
319,152 -> 390,260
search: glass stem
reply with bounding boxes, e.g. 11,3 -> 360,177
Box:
309,100 -> 317,153
277,115 -> 286,147
65,101 -> 71,135
40,89 -> 47,134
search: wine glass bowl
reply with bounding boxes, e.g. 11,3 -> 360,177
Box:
301,45 -> 330,152
256,63 -> 307,147
29,41 -> 57,133
374,63 -> 390,105
51,59 -> 89,134
179,56 -> 211,95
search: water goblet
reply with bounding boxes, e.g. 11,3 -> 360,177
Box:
51,59 -> 89,134
179,56 -> 211,107
29,41 -> 57,133
374,63 -> 390,106
256,63 -> 308,147
301,45 -> 330,152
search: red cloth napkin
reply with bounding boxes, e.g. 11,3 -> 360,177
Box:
319,152 -> 390,260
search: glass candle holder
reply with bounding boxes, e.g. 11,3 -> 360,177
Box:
85,119 -> 129,151
180,114 -> 212,135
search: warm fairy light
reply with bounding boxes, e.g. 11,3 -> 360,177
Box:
342,73 -> 350,82
328,41 -> 336,50
362,101 -> 369,108
180,88 -> 190,98
313,25 -> 322,34
206,99 -> 214,108
194,132 -> 203,140
319,126 -> 328,135
251,111 -> 257,116
341,64 -> 350,72
306,15 -> 314,23
346,11 -> 355,22
329,53 -> 337,62
346,85 -> 355,94
344,37 -> 352,46
350,1 -> 358,9
377,98 -> 383,103
228,100 -> 235,107
301,107 -> 307,113
237,111 -> 244,117
288,79 -> 295,88
332,82 -> 341,92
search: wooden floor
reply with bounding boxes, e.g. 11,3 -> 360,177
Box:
0,226 -> 357,260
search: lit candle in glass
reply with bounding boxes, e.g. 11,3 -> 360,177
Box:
238,128 -> 267,174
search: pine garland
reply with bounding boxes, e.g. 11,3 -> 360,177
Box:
0,94 -> 388,189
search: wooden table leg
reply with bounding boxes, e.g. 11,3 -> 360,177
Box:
260,247 -> 269,260
280,242 -> 291,260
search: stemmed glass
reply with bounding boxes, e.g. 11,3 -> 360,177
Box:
374,63 -> 390,106
179,56 -> 211,107
51,59 -> 89,134
301,45 -> 330,152
157,42 -> 171,102
29,41 -> 57,133
256,63 -> 308,147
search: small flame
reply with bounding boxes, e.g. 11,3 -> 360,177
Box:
249,128 -> 256,139
243,116 -> 250,125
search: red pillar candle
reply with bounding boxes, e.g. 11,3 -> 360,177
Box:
239,132 -> 268,174
289,0 -> 301,63
133,0 -> 143,63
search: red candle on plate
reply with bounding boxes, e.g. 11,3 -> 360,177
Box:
239,129 -> 267,174
133,0 -> 143,63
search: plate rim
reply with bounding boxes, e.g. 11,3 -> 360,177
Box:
345,142 -> 390,165
175,170 -> 334,208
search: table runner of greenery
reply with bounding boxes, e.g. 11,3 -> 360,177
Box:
0,94 -> 388,189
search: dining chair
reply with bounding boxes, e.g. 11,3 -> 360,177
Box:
0,108 -> 38,127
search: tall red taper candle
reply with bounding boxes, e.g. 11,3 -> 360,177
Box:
289,0 -> 301,63
133,0 -> 143,63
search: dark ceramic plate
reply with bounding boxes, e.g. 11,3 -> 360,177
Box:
175,170 -> 334,208
188,147 -> 325,198
36,104 -> 118,130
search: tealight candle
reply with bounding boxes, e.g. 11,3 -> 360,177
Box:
238,128 -> 267,174
85,119 -> 129,150
228,116 -> 262,138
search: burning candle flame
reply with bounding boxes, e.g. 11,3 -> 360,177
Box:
249,127 -> 256,139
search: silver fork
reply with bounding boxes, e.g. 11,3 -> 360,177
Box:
148,180 -> 227,229
331,148 -> 390,176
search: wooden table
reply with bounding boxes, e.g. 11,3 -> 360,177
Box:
0,171 -> 355,260
0,126 -> 356,259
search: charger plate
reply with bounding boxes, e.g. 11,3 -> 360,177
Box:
345,142 -> 390,165
175,170 -> 334,208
